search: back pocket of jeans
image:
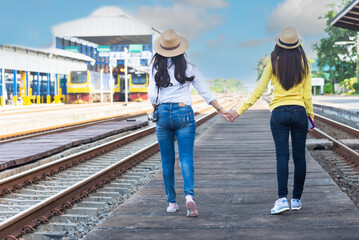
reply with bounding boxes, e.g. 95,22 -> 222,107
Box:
178,111 -> 194,128
294,111 -> 307,125
271,109 -> 283,124
156,113 -> 166,128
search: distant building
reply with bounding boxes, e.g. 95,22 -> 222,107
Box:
51,6 -> 161,73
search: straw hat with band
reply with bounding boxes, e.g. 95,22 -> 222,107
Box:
275,27 -> 302,49
154,29 -> 189,57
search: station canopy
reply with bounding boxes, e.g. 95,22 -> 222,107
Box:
331,0 -> 359,31
0,44 -> 94,74
51,6 -> 159,46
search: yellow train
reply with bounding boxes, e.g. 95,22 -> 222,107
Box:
67,70 -> 111,103
113,71 -> 149,102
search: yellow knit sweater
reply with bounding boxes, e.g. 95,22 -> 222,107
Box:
236,61 -> 314,118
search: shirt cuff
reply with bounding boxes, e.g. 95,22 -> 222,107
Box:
204,96 -> 216,105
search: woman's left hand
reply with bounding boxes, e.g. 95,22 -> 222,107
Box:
221,110 -> 239,122
219,110 -> 231,122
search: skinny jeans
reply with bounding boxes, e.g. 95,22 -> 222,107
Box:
270,105 -> 308,199
156,103 -> 196,203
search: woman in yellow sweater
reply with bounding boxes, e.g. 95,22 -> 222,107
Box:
227,27 -> 313,214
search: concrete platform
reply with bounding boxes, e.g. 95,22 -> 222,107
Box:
0,102 -> 153,137
83,101 -> 359,240
0,94 -> 211,137
313,96 -> 359,112
306,139 -> 333,150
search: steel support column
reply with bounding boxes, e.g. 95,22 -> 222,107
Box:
54,73 -> 60,103
13,69 -> 17,106
37,72 -> 40,104
23,71 -> 31,105
46,73 -> 51,104
0,68 -> 3,107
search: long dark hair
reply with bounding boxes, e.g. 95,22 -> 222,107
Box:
271,45 -> 309,90
151,53 -> 194,87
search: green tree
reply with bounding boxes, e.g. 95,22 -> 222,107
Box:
312,0 -> 357,84
324,83 -> 334,93
311,71 -> 326,79
207,78 -> 245,93
353,82 -> 359,93
256,53 -> 270,81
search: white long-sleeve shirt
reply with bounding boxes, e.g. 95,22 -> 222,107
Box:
148,61 -> 216,106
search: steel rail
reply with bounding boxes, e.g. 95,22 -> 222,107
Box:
314,114 -> 359,138
311,128 -> 359,164
0,99 -> 235,240
0,99 -> 209,142
0,98 -> 235,197
0,124 -> 156,196
0,111 -> 151,143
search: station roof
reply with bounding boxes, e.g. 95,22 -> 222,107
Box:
0,44 -> 95,74
51,6 -> 160,45
331,0 -> 359,31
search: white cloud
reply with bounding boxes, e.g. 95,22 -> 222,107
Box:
238,38 -> 272,48
170,0 -> 229,8
135,4 -> 224,39
267,0 -> 332,36
206,34 -> 225,48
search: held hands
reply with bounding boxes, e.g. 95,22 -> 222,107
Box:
218,109 -> 240,122
226,110 -> 240,122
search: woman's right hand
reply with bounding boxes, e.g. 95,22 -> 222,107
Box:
221,110 -> 239,122
219,109 -> 231,122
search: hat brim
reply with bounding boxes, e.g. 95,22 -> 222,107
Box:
275,36 -> 302,49
153,35 -> 189,57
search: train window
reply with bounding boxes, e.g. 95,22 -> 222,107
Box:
71,71 -> 87,83
131,74 -> 146,85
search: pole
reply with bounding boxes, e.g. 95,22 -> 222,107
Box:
0,69 -> 2,107
1,68 -> 7,107
110,66 -> 113,105
124,48 -> 128,105
100,69 -> 103,103
0,48 -> 4,107
24,71 -> 29,105
46,73 -> 51,104
357,34 -> 359,83
36,72 -> 40,104
13,69 -> 17,106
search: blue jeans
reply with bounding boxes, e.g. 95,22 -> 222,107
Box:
156,103 -> 196,203
270,105 -> 308,199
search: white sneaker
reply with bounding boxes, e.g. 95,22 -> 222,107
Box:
291,199 -> 301,210
185,195 -> 198,217
271,197 -> 290,215
167,203 -> 178,213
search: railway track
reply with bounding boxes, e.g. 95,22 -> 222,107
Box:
0,98 -> 209,143
0,99 -> 238,240
310,114 -> 359,161
308,114 -> 359,211
0,98 -> 230,174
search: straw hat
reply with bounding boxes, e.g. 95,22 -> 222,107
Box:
275,27 -> 302,49
154,29 -> 189,57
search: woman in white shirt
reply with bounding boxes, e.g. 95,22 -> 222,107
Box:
149,29 -> 228,217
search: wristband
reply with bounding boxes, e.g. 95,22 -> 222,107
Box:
216,106 -> 223,112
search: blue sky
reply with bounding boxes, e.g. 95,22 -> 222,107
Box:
0,0 -> 335,90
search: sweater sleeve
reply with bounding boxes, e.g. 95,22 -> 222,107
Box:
236,62 -> 272,115
303,66 -> 314,119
